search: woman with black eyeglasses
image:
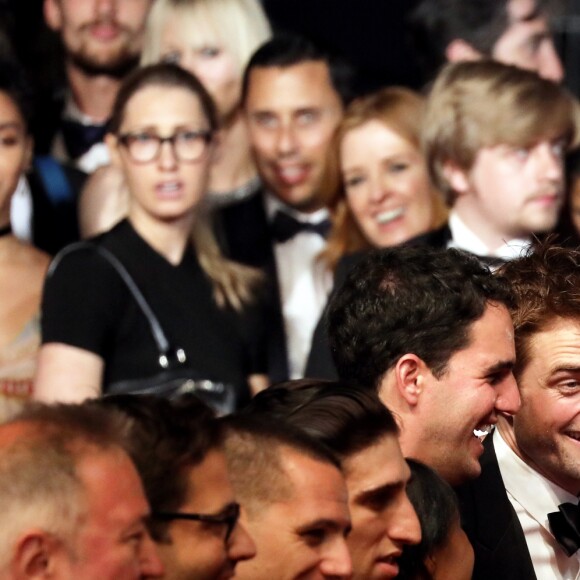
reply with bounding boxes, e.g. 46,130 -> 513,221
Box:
35,64 -> 267,411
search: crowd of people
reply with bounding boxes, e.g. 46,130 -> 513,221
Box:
2,0 -> 580,578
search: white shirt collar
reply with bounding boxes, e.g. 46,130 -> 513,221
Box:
495,427 -> 578,536
264,191 -> 329,224
62,92 -> 106,127
448,211 -> 531,260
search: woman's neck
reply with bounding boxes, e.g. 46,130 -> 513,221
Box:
209,109 -> 256,195
128,210 -> 194,265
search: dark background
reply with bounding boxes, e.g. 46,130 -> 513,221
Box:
4,0 -> 580,98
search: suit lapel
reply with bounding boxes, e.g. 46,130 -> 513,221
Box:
456,436 -> 537,580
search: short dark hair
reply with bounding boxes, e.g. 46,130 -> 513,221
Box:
0,58 -> 34,130
241,33 -> 353,105
223,414 -> 340,516
97,394 -> 222,541
108,63 -> 218,135
497,241 -> 580,378
242,379 -> 398,459
397,459 -> 460,579
328,245 -> 513,389
408,0 -> 551,80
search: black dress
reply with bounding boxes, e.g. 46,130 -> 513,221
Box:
42,220 -> 265,407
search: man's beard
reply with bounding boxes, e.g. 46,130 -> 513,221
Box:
67,46 -> 140,79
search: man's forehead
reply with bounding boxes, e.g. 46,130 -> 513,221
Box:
343,435 -> 409,489
246,61 -> 339,107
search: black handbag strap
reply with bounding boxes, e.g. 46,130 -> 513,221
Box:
49,241 -> 172,357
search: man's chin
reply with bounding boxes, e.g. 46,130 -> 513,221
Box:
68,49 -> 140,78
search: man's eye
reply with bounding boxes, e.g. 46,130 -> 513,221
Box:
551,141 -> 565,159
301,529 -> 327,547
253,114 -> 277,129
296,110 -> 320,126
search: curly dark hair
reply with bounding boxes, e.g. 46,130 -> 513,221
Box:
328,245 -> 513,389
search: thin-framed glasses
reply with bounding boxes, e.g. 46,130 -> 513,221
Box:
118,129 -> 213,163
152,502 -> 240,541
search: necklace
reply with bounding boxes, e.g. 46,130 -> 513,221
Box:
0,224 -> 11,237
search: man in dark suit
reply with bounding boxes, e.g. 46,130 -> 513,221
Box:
457,243 -> 580,579
219,35 -> 351,382
326,244 -> 521,486
38,0 -> 153,173
412,59 -> 576,264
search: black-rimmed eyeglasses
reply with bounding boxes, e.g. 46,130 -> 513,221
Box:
118,129 -> 213,163
152,502 -> 240,541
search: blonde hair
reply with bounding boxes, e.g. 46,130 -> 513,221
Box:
423,60 -> 579,205
192,207 -> 262,310
142,0 -> 272,73
323,87 -> 446,271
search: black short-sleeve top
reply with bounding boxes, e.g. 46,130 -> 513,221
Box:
41,219 -> 265,400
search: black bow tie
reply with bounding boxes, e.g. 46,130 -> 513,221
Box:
270,211 -> 331,244
61,119 -> 108,160
548,502 -> 580,556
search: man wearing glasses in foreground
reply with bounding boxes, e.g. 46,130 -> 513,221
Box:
99,394 -> 256,580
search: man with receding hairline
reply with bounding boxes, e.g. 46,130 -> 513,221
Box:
0,403 -> 163,579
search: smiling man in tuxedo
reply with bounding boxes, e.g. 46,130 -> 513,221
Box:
219,34 -> 351,383
458,243 -> 580,579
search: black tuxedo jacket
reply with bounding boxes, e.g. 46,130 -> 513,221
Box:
217,191 -> 289,382
304,252 -> 364,379
455,437 -> 537,580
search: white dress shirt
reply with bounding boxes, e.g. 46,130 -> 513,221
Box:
52,95 -> 110,174
265,194 -> 332,379
495,428 -> 580,579
10,176 -> 33,243
448,211 -> 531,261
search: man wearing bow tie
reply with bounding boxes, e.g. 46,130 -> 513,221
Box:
39,0 -> 153,173
457,242 -> 580,579
219,34 -> 350,382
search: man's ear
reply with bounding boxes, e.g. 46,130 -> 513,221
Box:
442,161 -> 470,198
445,39 -> 484,63
394,354 -> 429,407
11,530 -> 64,578
43,0 -> 63,32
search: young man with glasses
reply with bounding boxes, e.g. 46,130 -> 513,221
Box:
98,394 -> 256,580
